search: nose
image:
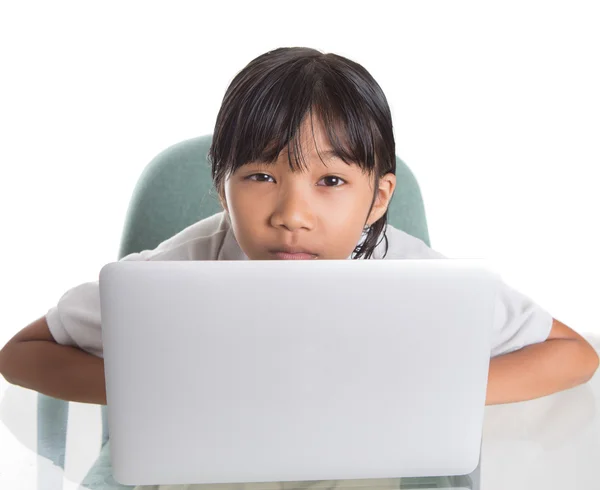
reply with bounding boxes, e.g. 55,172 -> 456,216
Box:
269,183 -> 316,232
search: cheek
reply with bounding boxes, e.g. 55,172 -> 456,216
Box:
323,189 -> 371,221
318,196 -> 369,245
225,186 -> 265,236
232,194 -> 264,223
225,182 -> 250,214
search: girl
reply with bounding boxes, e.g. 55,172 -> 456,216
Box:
0,47 -> 597,490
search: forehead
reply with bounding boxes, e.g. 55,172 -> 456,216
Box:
296,116 -> 334,154
274,117 -> 347,164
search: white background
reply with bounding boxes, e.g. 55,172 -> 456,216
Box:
0,1 -> 599,488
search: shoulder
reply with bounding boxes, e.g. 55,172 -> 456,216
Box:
120,211 -> 245,262
374,224 -> 447,259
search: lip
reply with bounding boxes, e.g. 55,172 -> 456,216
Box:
272,252 -> 318,260
269,247 -> 319,260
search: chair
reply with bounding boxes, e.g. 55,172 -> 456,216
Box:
35,133 -> 433,489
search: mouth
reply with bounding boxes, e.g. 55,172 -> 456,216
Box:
269,248 -> 319,260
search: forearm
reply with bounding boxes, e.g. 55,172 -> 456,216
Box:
0,341 -> 106,405
486,338 -> 597,405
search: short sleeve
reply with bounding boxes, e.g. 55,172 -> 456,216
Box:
490,278 -> 553,358
45,248 -> 161,359
380,227 -> 553,358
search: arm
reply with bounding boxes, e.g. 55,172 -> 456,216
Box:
0,316 -> 107,405
486,318 -> 599,405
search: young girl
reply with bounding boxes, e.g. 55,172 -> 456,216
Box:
0,47 -> 597,489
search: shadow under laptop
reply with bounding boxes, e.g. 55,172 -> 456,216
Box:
132,468 -> 476,490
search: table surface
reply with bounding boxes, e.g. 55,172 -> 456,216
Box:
1,335 -> 599,490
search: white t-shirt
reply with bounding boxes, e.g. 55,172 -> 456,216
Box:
45,211 -> 553,360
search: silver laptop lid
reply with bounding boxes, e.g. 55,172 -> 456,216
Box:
99,259 -> 499,486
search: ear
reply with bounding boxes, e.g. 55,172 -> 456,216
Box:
219,194 -> 229,213
366,173 -> 396,226
217,182 -> 229,213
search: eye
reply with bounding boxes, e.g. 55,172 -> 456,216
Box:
317,175 -> 346,187
247,173 -> 275,183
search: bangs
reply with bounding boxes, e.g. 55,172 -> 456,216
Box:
241,100 -> 377,175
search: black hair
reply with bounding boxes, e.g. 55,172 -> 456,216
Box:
207,47 -> 396,259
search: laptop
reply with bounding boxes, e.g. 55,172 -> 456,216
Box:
98,258 -> 499,487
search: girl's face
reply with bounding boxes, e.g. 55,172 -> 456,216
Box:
221,117 -> 396,260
